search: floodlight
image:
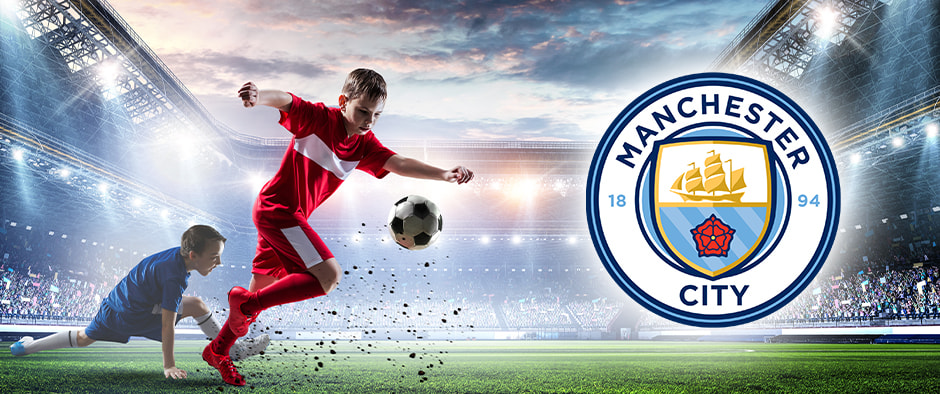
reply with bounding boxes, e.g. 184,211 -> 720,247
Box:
0,0 -> 19,18
926,123 -> 938,139
892,137 -> 903,147
97,61 -> 122,86
488,179 -> 503,191
814,7 -> 840,40
249,173 -> 268,192
509,178 -> 539,201
12,148 -> 24,162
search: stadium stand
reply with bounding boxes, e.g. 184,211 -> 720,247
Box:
3,0 -> 940,344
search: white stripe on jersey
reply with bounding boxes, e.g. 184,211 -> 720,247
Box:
281,226 -> 321,268
293,134 -> 359,180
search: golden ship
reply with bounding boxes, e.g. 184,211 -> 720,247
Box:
670,150 -> 746,202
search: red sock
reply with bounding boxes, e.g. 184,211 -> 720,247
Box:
212,272 -> 325,356
243,272 -> 326,315
210,322 -> 240,356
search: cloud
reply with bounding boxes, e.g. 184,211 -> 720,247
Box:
376,114 -> 585,141
285,0 -> 767,91
158,51 -> 328,93
109,0 -> 772,141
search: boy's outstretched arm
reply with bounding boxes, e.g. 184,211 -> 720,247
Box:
161,308 -> 187,379
238,82 -> 292,112
383,154 -> 474,184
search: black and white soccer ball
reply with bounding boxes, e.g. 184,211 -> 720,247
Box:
388,195 -> 442,250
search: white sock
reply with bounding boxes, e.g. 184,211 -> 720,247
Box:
195,312 -> 221,339
26,330 -> 79,355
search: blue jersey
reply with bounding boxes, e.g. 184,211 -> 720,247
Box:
86,247 -> 190,343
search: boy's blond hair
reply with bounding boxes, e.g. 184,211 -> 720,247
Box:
342,68 -> 387,102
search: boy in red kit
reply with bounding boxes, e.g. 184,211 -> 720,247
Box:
203,69 -> 474,386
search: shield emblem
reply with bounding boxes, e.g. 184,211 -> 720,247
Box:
650,138 -> 775,279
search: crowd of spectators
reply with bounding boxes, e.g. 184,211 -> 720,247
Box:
1,219 -> 625,332
771,211 -> 940,322
0,222 -> 215,324
637,211 -> 940,328
20,211 -> 940,332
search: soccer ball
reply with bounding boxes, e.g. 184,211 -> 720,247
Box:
388,195 -> 442,250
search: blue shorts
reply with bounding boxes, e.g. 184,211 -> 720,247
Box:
85,302 -> 181,343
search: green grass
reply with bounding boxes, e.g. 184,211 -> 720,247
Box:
2,340 -> 939,393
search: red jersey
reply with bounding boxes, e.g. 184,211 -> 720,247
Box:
254,93 -> 396,224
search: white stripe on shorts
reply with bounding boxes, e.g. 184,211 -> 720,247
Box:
281,226 -> 321,269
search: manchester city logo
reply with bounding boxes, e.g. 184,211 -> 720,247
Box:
587,73 -> 840,327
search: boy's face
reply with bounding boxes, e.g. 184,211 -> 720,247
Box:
191,240 -> 224,277
340,94 -> 384,137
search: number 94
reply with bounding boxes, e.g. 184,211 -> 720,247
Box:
798,194 -> 820,207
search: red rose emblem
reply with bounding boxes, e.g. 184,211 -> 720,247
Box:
690,214 -> 735,257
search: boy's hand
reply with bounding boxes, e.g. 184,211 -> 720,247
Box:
445,166 -> 474,184
238,82 -> 259,108
164,366 -> 187,379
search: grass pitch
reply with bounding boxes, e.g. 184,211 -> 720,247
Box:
1,340 -> 939,393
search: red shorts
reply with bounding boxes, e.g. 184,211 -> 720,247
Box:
251,205 -> 334,279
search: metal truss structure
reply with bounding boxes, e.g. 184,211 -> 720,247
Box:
829,87 -> 940,224
0,0 -> 236,236
8,0 -> 217,134
712,0 -> 889,90
0,112 -> 234,236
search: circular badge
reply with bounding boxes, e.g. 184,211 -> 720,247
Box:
587,73 -> 840,327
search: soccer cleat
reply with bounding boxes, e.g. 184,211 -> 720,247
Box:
10,336 -> 34,356
227,286 -> 257,337
202,345 -> 246,386
230,333 -> 271,361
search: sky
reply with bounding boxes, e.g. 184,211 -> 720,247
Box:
105,0 -> 771,142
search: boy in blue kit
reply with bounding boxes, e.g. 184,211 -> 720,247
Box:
10,225 -> 270,379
